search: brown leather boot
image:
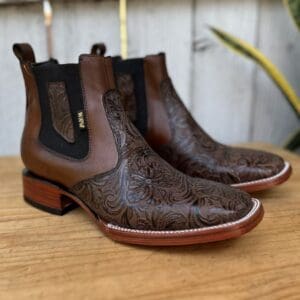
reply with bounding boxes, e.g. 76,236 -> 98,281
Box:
14,43 -> 263,246
90,44 -> 292,193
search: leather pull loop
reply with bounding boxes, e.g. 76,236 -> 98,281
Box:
13,43 -> 36,64
91,43 -> 106,56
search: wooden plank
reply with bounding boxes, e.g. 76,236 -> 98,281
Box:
0,3 -> 46,156
251,0 -> 300,145
0,0 -> 299,156
0,0 -> 39,5
0,1 -> 120,156
51,1 -> 120,63
0,0 -> 119,5
192,0 -> 259,144
0,144 -> 300,299
127,0 -> 194,107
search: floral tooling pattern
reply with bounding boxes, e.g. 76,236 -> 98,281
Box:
71,90 -> 253,231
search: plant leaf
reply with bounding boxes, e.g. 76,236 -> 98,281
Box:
210,26 -> 300,118
119,0 -> 128,59
283,0 -> 300,31
284,128 -> 300,151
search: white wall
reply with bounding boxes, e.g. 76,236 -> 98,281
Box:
0,0 -> 299,156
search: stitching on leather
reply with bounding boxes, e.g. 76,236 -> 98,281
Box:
231,162 -> 290,187
106,199 -> 260,235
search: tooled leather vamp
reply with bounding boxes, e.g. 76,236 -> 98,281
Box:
156,78 -> 285,185
71,90 -> 253,231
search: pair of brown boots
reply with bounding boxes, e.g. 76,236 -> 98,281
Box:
14,42 -> 291,246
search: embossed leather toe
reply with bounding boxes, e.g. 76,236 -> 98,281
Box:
187,179 -> 254,227
223,147 -> 285,183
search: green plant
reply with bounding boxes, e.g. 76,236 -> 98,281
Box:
285,129 -> 300,151
284,0 -> 300,31
210,0 -> 300,151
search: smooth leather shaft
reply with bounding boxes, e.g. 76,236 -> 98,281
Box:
15,45 -> 118,188
144,54 -> 172,147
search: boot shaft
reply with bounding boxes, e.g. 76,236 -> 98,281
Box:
13,44 -> 118,187
113,53 -> 172,148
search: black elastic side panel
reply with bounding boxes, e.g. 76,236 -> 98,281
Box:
112,57 -> 148,136
34,58 -> 59,67
32,63 -> 89,159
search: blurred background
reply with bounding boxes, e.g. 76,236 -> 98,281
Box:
0,0 -> 299,156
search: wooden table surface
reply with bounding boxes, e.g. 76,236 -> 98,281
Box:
0,144 -> 299,300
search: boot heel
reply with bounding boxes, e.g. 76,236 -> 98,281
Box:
22,170 -> 78,215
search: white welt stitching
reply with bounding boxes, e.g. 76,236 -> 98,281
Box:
231,161 -> 290,188
107,198 -> 260,235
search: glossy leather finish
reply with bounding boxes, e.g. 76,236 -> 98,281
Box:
71,90 -> 254,230
118,53 -> 286,185
15,44 -> 257,232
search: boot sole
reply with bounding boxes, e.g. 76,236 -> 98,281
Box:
231,161 -> 292,193
23,170 -> 264,246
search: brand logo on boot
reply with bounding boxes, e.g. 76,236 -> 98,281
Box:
77,111 -> 85,129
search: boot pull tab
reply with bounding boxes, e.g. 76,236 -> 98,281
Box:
13,43 -> 36,64
91,43 -> 106,56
